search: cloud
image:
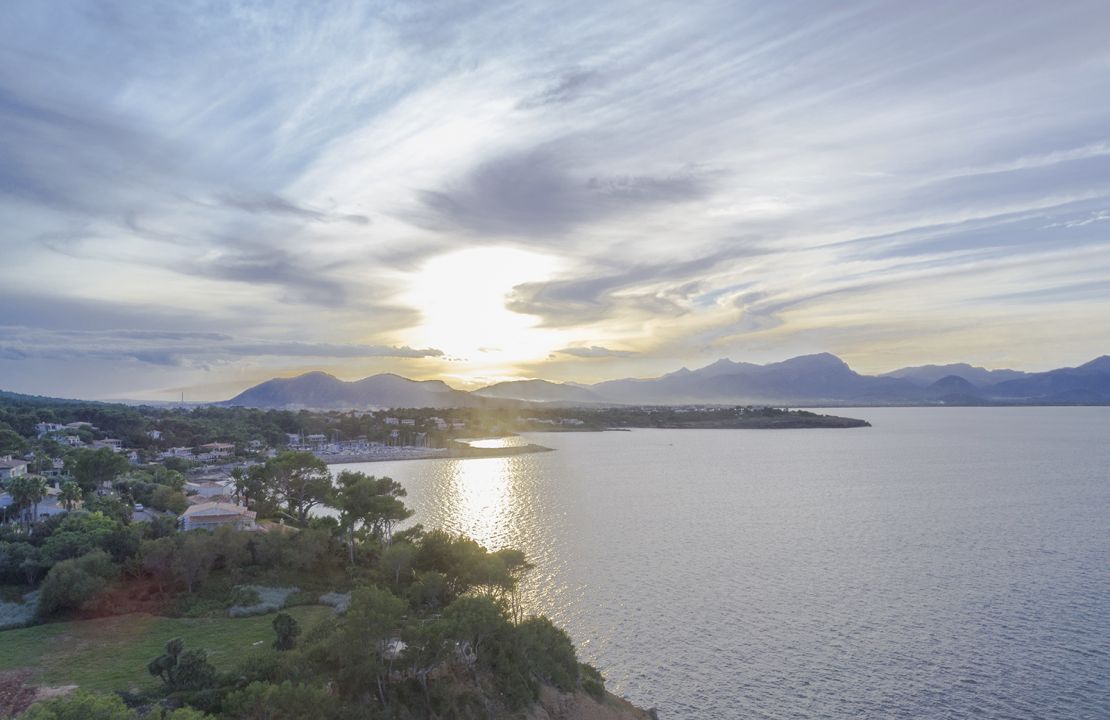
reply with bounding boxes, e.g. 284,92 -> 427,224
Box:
412,147 -> 716,238
219,192 -> 370,225
517,69 -> 597,109
556,345 -> 638,358
0,326 -> 443,367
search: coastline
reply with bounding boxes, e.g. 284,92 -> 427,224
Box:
321,441 -> 555,466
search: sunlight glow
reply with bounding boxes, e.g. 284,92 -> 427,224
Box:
399,247 -> 573,375
442,457 -> 515,551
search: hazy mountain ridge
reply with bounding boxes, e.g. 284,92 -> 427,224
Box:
218,354 -> 1110,409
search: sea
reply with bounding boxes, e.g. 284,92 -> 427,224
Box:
331,407 -> 1110,719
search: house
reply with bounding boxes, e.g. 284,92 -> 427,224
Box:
93,438 -> 122,451
181,501 -> 257,532
384,417 -> 400,425
0,456 -> 29,481
401,418 -> 416,426
196,442 -> 235,458
146,430 -> 163,441
65,422 -> 94,430
185,479 -> 236,498
159,447 -> 194,459
34,422 -> 66,436
59,435 -> 84,447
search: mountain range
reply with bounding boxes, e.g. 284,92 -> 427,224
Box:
219,353 -> 1110,409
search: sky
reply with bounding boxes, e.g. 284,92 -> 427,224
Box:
2,1 -> 1110,401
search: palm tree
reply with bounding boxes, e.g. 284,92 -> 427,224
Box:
59,480 -> 82,511
8,475 -> 47,529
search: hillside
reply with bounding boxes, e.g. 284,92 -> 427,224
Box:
202,353 -> 1110,409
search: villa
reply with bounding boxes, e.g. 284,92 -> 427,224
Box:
0,456 -> 29,480
181,501 -> 257,532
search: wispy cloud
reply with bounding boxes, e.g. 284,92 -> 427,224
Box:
2,0 -> 1110,397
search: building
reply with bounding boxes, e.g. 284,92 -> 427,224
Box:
0,456 -> 29,481
185,479 -> 236,499
181,501 -> 257,532
92,438 -> 122,451
384,417 -> 400,425
146,430 -> 163,441
401,418 -> 416,426
196,442 -> 235,458
34,422 -> 66,436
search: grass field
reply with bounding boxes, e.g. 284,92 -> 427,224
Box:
0,605 -> 334,692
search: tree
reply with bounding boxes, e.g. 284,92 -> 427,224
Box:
0,426 -> 29,457
253,452 -> 332,526
140,536 -> 177,592
6,474 -> 48,528
334,471 -> 413,563
173,532 -> 217,593
71,448 -> 129,494
272,612 -> 300,651
149,484 -> 188,514
328,586 -> 406,704
36,550 -> 118,618
380,541 -> 416,586
58,481 -> 82,511
148,637 -> 217,691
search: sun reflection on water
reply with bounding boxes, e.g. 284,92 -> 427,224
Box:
441,456 -> 516,551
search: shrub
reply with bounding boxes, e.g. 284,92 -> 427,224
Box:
579,663 -> 606,701
0,589 -> 39,629
317,592 -> 350,614
518,616 -> 578,691
222,681 -> 337,720
19,690 -> 136,719
36,550 -> 118,618
227,586 -> 298,618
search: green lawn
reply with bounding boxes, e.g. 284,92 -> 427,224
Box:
0,605 -> 333,692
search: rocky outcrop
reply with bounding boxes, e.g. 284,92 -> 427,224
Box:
528,686 -> 657,720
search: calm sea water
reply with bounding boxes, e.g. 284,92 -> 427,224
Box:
333,408 -> 1110,719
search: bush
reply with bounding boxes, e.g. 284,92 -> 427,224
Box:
316,592 -> 350,614
222,681 -> 338,720
36,550 -> 118,618
518,616 -> 578,691
0,589 -> 39,629
19,690 -> 136,719
579,663 -> 606,701
227,586 -> 298,618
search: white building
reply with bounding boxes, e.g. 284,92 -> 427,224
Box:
196,442 -> 235,459
185,479 -> 236,499
181,501 -> 257,532
0,456 -> 29,481
384,417 -> 400,425
146,430 -> 163,441
35,422 -> 66,436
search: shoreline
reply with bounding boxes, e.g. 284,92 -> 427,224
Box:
321,442 -> 555,466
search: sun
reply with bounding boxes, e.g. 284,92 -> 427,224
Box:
399,246 -> 572,374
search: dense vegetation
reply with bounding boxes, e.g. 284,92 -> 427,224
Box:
1,446 -> 607,719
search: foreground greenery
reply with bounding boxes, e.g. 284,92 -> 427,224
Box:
0,453 -> 610,719
0,606 -> 333,692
